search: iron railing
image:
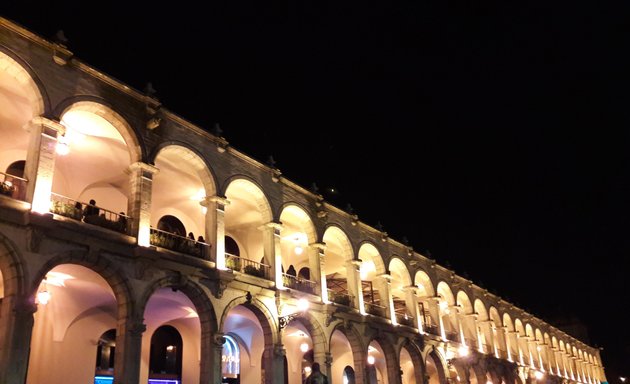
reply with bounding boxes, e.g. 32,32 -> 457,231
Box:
327,289 -> 353,307
396,312 -> 415,327
150,227 -> 209,258
0,171 -> 27,201
365,302 -> 387,317
51,193 -> 130,234
282,273 -> 316,294
423,324 -> 440,336
225,253 -> 270,279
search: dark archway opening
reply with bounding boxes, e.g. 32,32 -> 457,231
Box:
149,325 -> 183,382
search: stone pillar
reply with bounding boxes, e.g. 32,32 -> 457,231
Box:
478,319 -> 494,354
114,317 -> 146,384
206,333 -> 225,384
345,259 -> 363,311
262,343 -> 286,384
261,222 -> 283,287
0,295 -> 36,384
492,325 -> 506,359
202,196 -> 229,266
24,116 -> 65,213
424,296 -> 441,334
460,313 -> 478,349
309,242 -> 326,299
403,285 -> 421,331
374,273 -> 395,323
527,339 -> 539,369
506,330 -> 519,363
126,162 -> 159,245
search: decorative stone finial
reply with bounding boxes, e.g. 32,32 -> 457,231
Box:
267,155 -> 277,168
54,30 -> 69,46
213,123 -> 224,137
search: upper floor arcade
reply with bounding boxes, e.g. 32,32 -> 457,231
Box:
0,16 -> 605,384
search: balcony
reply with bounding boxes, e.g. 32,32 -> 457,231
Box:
225,253 -> 270,279
51,193 -> 130,234
365,301 -> 387,317
0,171 -> 27,201
150,227 -> 209,259
395,312 -> 415,327
282,273 -> 316,294
444,330 -> 460,343
423,324 -> 440,336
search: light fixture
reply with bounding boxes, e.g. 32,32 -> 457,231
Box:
534,371 -> 544,380
304,366 -> 312,375
166,345 -> 175,352
300,342 -> 309,353
620,377 -> 626,383
278,298 -> 310,330
37,289 -> 51,305
56,135 -> 69,155
367,355 -> 375,365
294,245 -> 304,255
458,346 -> 469,357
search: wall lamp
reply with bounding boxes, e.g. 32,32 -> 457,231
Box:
279,298 -> 309,330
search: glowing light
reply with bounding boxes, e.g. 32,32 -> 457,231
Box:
458,346 -> 469,357
166,345 -> 175,352
300,342 -> 309,353
620,377 -> 626,383
31,179 -> 53,214
202,206 -> 208,214
343,376 -> 349,384
45,271 -> 74,287
534,371 -> 544,380
138,222 -> 151,247
367,355 -> 375,365
56,135 -> 69,155
487,381 -> 493,384
3,181 -> 12,188
297,298 -> 310,312
537,346 -> 542,351
304,366 -> 312,375
439,301 -> 449,310
294,245 -> 304,255
36,290 -> 51,305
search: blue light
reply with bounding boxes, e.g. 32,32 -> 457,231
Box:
94,376 -> 114,384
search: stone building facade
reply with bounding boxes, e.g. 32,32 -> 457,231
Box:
0,16 -> 606,384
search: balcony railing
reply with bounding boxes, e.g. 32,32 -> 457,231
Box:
327,290 -> 353,307
0,171 -> 27,201
51,193 -> 129,234
282,273 -> 316,294
496,348 -> 508,359
445,330 -> 460,343
395,312 -> 415,327
423,324 -> 440,336
225,253 -> 270,279
479,343 -> 493,354
150,227 -> 209,259
365,302 -> 386,317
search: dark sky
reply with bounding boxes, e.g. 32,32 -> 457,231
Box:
2,0 -> 628,378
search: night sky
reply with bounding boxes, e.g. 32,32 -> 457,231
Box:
2,0 -> 628,378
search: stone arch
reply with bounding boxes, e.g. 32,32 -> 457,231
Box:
153,143 -> 217,197
414,269 -> 435,297
358,242 -> 386,276
456,290 -> 475,348
503,313 -> 517,362
288,312 -> 327,367
329,322 -> 367,384
397,338 -> 425,384
323,224 -> 354,261
30,250 -> 132,319
0,47 -> 47,116
514,319 -> 528,365
424,345 -> 448,384
0,232 -> 26,297
366,335 -> 399,384
389,257 -> 412,286
278,203 -> 317,243
436,281 -> 455,305
218,293 -> 279,346
223,176 -> 272,222
57,99 -> 143,163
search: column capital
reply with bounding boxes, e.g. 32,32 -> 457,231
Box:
30,116 -> 65,134
309,242 -> 326,251
201,195 -> 230,207
127,321 -> 147,337
127,161 -> 159,175
377,273 -> 392,280
259,221 -> 283,232
345,259 -> 362,267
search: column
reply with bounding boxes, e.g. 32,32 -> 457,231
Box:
0,295 -> 36,384
206,332 -> 225,384
126,162 -> 159,246
374,273 -> 394,323
506,330 -> 519,363
403,285 -> 421,331
262,343 -> 286,384
460,312 -> 478,349
309,242 -> 326,300
345,259 -> 363,312
424,296 -> 441,335
527,339 -> 539,369
261,221 -> 283,286
202,196 -> 229,266
478,320 -> 494,354
114,317 -> 146,384
24,116 -> 65,213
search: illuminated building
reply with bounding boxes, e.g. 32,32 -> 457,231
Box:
0,16 -> 606,384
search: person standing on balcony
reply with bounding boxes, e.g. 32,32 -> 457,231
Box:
83,199 -> 99,222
